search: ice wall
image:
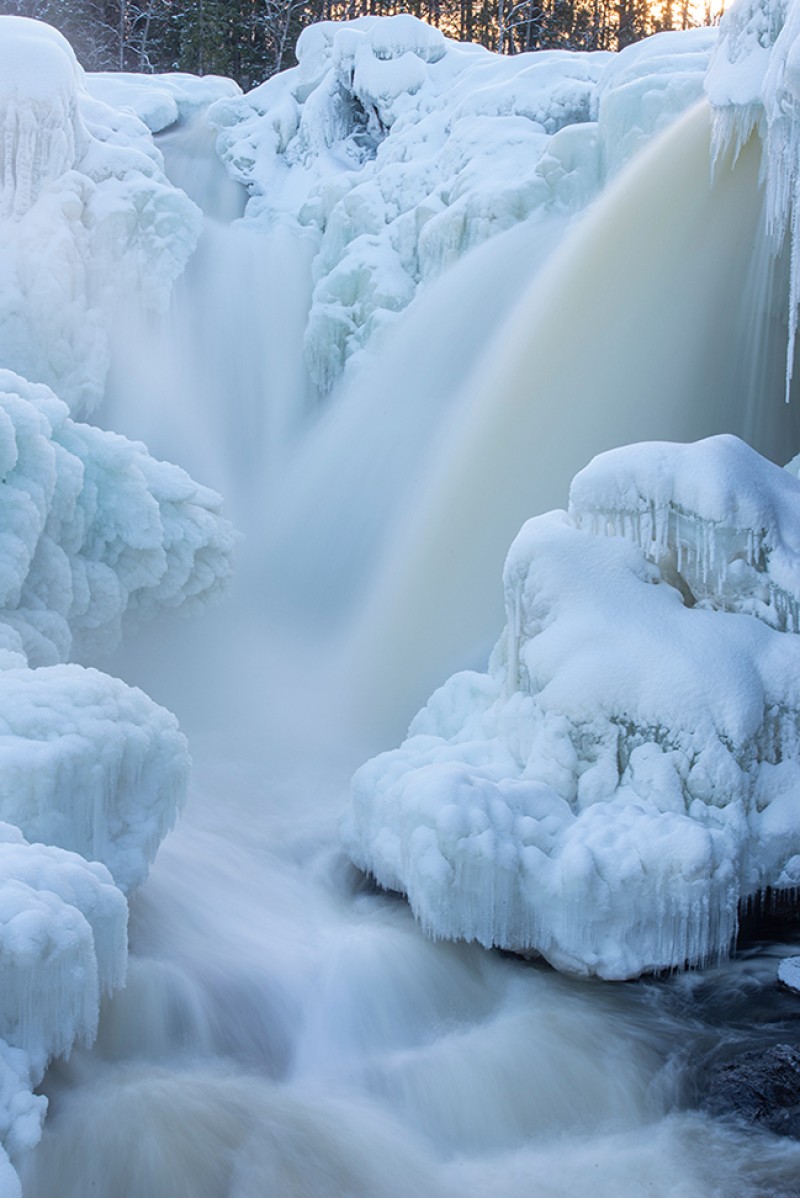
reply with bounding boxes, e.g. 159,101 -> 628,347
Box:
345,437 -> 800,980
0,16 -> 202,415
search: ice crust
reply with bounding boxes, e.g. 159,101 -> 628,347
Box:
0,16 -> 202,415
210,18 -> 714,393
345,437 -> 800,980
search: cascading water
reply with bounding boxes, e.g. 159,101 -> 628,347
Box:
347,101 -> 800,733
13,29 -> 800,1198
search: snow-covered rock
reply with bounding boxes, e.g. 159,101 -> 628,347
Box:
0,364 -> 233,1180
0,665 -> 188,894
0,821 -> 129,1189
0,369 -> 235,667
85,72 -> 241,135
779,955 -> 800,993
344,436 -> 800,980
210,16 -> 714,393
0,16 -> 202,414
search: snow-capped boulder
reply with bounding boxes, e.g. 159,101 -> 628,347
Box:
344,436 -> 800,979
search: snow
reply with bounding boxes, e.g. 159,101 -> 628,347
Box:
0,22 -> 240,1178
0,665 -> 189,893
778,955 -> 800,992
210,17 -> 714,393
344,436 -> 800,980
85,73 -> 241,135
1,4 -> 800,1190
0,364 -> 227,1188
0,369 -> 236,666
569,434 -> 800,632
0,16 -> 202,414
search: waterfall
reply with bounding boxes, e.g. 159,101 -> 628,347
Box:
14,34 -> 800,1198
345,101 -> 800,736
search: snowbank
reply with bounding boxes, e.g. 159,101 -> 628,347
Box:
0,16 -> 202,414
344,437 -> 800,980
210,17 -> 714,392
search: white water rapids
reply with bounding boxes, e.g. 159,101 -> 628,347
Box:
19,101 -> 800,1196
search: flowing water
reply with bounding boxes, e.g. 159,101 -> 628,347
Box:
19,100 -> 800,1196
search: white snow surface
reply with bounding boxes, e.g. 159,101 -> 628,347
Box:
778,954 -> 800,991
85,72 -> 241,135
344,436 -> 800,980
0,16 -> 202,414
210,17 -> 714,392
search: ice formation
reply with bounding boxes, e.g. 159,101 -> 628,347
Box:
0,364 -> 234,1184
0,16 -> 202,414
344,436 -> 800,980
707,0 -> 800,396
0,369 -> 235,666
210,18 -> 714,392
85,72 -> 241,136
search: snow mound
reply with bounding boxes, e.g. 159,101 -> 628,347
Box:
0,16 -> 202,414
344,436 -> 800,980
0,369 -> 236,667
211,17 -> 713,393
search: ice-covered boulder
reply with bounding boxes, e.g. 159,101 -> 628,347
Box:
0,16 -> 202,414
569,434 -> 800,631
344,436 -> 800,980
0,17 -> 88,218
0,366 -> 232,1181
0,369 -> 236,667
0,665 -> 188,894
211,16 -> 714,393
85,72 -> 240,135
0,821 -> 129,1190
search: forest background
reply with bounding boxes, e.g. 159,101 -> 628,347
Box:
0,0 -> 722,89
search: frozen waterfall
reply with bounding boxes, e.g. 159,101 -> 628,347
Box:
2,6 -> 800,1198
